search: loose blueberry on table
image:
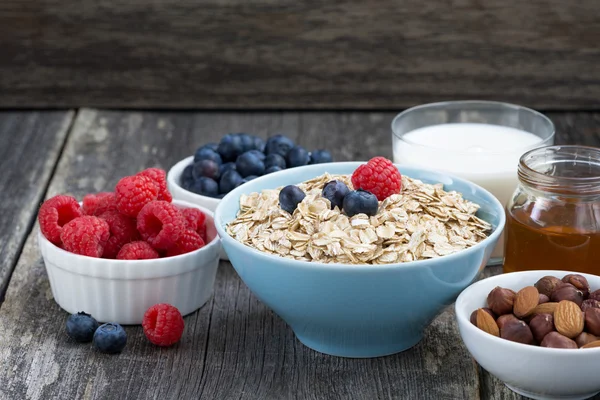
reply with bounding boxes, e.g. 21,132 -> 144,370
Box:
66,312 -> 100,343
93,323 -> 128,354
181,133 -> 333,198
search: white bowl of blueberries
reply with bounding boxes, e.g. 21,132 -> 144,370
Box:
167,133 -> 332,214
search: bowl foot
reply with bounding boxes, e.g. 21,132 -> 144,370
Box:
505,384 -> 599,400
294,332 -> 423,358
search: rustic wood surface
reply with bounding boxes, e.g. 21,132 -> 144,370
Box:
0,111 -> 74,303
1,1 -> 600,110
0,109 -> 598,399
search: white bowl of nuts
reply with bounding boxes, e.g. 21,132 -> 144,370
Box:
455,270 -> 600,400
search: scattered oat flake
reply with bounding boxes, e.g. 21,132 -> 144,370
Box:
226,173 -> 492,265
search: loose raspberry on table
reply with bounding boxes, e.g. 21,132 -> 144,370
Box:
82,192 -> 117,216
137,201 -> 186,250
60,216 -> 110,257
38,195 -> 83,246
116,241 -> 159,260
166,229 -> 205,256
142,303 -> 185,346
351,157 -> 402,201
115,175 -> 159,217
181,208 -> 206,233
137,168 -> 172,202
99,211 -> 140,258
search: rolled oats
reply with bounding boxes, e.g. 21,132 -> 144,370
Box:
226,173 -> 493,265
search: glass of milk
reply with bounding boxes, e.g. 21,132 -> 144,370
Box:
391,100 -> 555,265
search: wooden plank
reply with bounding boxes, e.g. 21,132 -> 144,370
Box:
0,111 -> 74,303
1,1 -> 599,110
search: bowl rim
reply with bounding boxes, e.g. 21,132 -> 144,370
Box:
39,199 -> 221,265
166,156 -> 221,204
455,270 -> 600,354
214,161 -> 506,271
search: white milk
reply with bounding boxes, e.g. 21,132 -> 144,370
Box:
393,123 -> 543,261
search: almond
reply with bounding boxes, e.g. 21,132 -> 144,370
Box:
476,308 -> 499,337
513,286 -> 539,318
554,300 -> 585,339
581,340 -> 600,349
531,302 -> 558,316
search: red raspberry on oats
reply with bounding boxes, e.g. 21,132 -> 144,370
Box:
99,211 -> 140,258
142,303 -> 185,346
38,195 -> 83,246
115,175 -> 159,217
351,157 -> 402,201
82,192 -> 117,216
166,229 -> 205,257
137,201 -> 186,250
116,241 -> 159,260
137,168 -> 172,202
60,216 -> 110,257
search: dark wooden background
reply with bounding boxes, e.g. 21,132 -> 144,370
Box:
1,0 -> 599,110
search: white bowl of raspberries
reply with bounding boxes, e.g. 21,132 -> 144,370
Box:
37,168 -> 221,325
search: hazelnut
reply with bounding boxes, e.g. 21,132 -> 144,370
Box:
528,313 -> 555,343
470,307 -> 496,325
535,276 -> 562,297
487,287 -> 516,316
590,289 -> 600,302
575,332 -> 598,348
581,299 -> 600,312
540,332 -> 578,349
585,307 -> 600,336
538,294 -> 550,304
496,314 -> 519,330
562,274 -> 590,298
500,318 -> 534,345
550,283 -> 584,307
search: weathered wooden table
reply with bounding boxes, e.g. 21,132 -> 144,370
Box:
0,109 -> 598,400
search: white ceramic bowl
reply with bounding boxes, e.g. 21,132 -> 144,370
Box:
167,156 -> 228,260
39,200 -> 221,325
456,270 -> 600,400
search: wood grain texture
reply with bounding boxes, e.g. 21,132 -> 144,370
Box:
1,1 -> 599,109
0,111 -> 74,303
0,109 -> 479,400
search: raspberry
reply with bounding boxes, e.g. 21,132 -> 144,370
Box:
137,168 -> 172,202
115,175 -> 159,217
99,211 -> 140,258
82,192 -> 117,216
181,208 -> 206,233
142,303 -> 185,346
116,241 -> 159,260
60,216 -> 110,257
166,229 -> 205,256
136,201 -> 186,250
198,224 -> 207,242
351,157 -> 402,201
38,195 -> 83,246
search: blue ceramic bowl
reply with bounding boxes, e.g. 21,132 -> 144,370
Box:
214,162 -> 505,358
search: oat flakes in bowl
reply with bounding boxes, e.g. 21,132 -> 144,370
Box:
215,161 -> 505,358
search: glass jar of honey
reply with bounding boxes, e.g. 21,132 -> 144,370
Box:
504,145 -> 600,274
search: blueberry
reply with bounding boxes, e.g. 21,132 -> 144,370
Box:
242,175 -> 258,183
264,154 -> 286,170
252,136 -> 266,153
220,162 -> 237,175
198,143 -> 219,152
192,159 -> 220,181
93,323 -> 127,354
180,164 -> 194,187
322,180 -> 350,210
236,133 -> 255,153
66,311 -> 99,343
279,185 -> 306,214
194,147 -> 223,165
286,146 -> 310,168
343,189 -> 379,217
188,177 -> 219,197
236,151 -> 265,177
265,166 -> 283,174
219,170 -> 244,193
265,134 -> 294,157
217,134 -> 244,162
310,150 -> 333,164
246,149 -> 266,161
216,193 -> 227,199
